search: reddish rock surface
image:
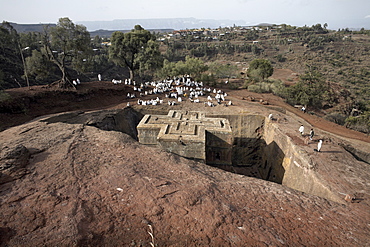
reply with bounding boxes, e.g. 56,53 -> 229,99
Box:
1,118 -> 369,246
0,80 -> 369,246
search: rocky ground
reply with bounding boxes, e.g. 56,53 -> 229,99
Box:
0,75 -> 369,246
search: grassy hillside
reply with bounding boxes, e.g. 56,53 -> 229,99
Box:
1,23 -> 369,133
159,25 -> 370,132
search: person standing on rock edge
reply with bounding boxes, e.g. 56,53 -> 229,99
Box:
317,140 -> 323,152
299,125 -> 304,136
301,106 -> 306,113
309,128 -> 314,141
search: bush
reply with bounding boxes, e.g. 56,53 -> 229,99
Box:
247,59 -> 273,82
248,82 -> 271,93
199,73 -> 216,84
345,112 -> 370,134
247,81 -> 274,93
247,80 -> 286,95
269,80 -> 285,94
324,112 -> 347,125
0,92 -> 28,114
228,83 -> 240,90
0,91 -> 11,102
275,54 -> 286,62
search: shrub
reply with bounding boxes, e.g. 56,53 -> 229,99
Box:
275,54 -> 286,62
0,92 -> 28,114
248,82 -> 271,93
228,83 -> 240,90
0,91 -> 11,102
199,73 -> 216,84
345,112 -> 370,134
324,112 -> 347,125
247,79 -> 286,95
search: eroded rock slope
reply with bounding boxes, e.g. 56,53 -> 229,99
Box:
0,109 -> 369,246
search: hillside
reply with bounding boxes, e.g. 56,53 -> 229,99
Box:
1,22 -> 369,134
158,26 -> 370,133
163,28 -> 370,106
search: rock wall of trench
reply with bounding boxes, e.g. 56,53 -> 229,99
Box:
213,114 -> 265,164
262,119 -> 341,203
213,114 -> 343,203
109,109 -> 348,203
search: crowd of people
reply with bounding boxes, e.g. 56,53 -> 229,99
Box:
117,76 -> 233,108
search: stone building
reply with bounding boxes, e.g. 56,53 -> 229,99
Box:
137,110 -> 233,165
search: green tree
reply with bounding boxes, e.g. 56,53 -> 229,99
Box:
245,29 -> 259,41
156,56 -> 208,80
19,31 -> 41,52
26,50 -> 56,81
285,65 -> 328,108
156,59 -> 177,79
247,59 -> 273,82
39,17 -> 91,88
0,22 -> 24,89
345,111 -> 370,134
109,25 -> 161,80
180,56 -> 208,79
137,39 -> 163,80
90,37 -> 113,78
208,62 -> 238,79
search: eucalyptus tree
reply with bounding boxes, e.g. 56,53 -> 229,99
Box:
0,22 -> 27,89
156,56 -> 208,80
109,25 -> 162,81
39,17 -> 92,88
247,59 -> 274,82
283,65 -> 329,108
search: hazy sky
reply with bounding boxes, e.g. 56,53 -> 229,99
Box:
1,0 -> 369,29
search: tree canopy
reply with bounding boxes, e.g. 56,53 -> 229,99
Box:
247,59 -> 273,82
109,25 -> 162,80
156,56 -> 208,80
285,65 -> 329,108
0,22 -> 24,89
30,17 -> 92,88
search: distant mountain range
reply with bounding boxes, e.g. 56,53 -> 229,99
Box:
7,22 -> 56,33
77,18 -> 252,31
8,18 -> 254,37
6,17 -> 369,35
89,28 -> 174,37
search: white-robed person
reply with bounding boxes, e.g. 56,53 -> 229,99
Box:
299,125 -> 304,136
317,140 -> 323,152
